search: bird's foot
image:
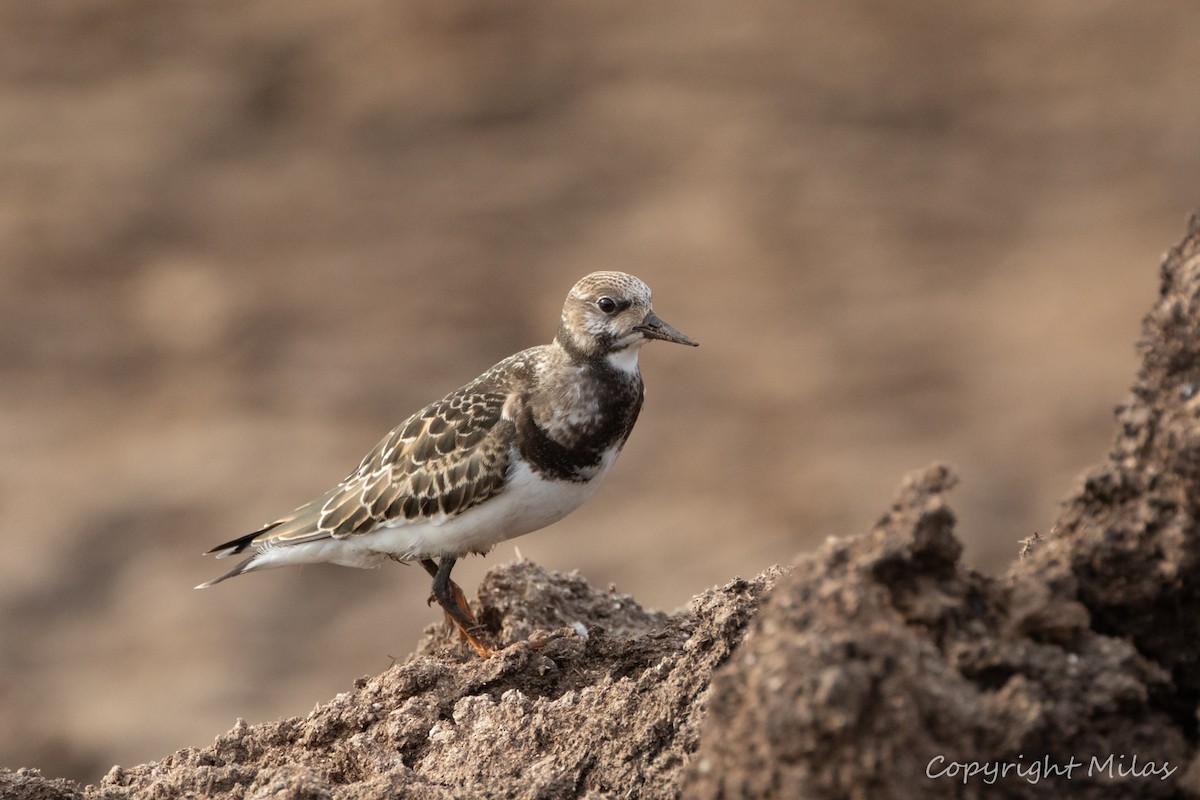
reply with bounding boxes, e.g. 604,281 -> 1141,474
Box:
422,556 -> 496,658
440,580 -> 495,658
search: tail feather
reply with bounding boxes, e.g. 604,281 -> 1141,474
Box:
195,555 -> 257,589
196,519 -> 284,589
203,520 -> 284,559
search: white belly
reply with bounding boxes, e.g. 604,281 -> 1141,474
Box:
249,449 -> 619,572
366,453 -> 614,560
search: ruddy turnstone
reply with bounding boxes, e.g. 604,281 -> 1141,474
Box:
197,271 -> 696,657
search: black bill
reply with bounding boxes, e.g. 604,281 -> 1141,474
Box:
635,311 -> 698,346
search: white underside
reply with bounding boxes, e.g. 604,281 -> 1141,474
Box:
241,448 -> 620,574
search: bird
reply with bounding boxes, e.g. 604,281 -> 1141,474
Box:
196,271 -> 697,657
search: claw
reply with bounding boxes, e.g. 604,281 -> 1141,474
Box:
440,588 -> 495,657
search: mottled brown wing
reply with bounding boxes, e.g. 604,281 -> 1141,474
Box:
254,386 -> 515,548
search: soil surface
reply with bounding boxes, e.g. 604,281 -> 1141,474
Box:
4,563 -> 781,800
8,214 -> 1200,800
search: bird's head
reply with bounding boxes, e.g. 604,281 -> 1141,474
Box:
556,271 -> 697,370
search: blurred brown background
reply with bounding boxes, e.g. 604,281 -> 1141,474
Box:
2,0 -> 1199,784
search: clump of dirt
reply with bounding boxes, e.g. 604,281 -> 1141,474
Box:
2,562 -> 779,800
684,215 -> 1200,799
9,217 -> 1200,798
684,463 -> 1187,799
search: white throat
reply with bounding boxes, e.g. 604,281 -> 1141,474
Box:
605,344 -> 642,375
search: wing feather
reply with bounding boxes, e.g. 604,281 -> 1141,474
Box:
241,382 -> 518,551
201,349 -> 543,563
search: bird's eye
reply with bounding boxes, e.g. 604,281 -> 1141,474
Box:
597,297 -> 618,314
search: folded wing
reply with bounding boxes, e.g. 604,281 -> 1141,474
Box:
205,386 -> 515,559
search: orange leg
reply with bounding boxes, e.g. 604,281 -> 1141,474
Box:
420,558 -> 494,658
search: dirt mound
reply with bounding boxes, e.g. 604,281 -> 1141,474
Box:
685,464 -> 1185,799
3,562 -> 779,800
684,215 -> 1200,799
9,217 -> 1200,797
